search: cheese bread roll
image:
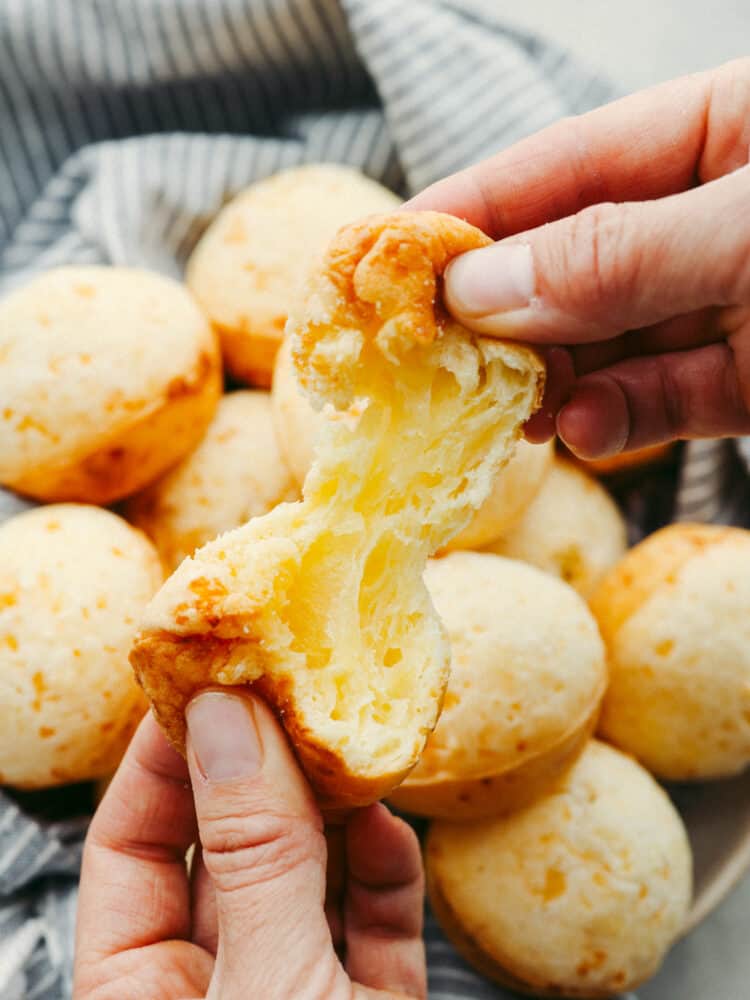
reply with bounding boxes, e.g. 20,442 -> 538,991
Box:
389,552 -> 606,820
0,267 -> 221,504
0,505 -> 163,787
592,523 -> 750,780
487,458 -> 627,597
427,740 -> 692,998
187,164 -> 400,386
132,212 -> 544,811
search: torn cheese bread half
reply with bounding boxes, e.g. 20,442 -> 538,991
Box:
130,211 -> 544,810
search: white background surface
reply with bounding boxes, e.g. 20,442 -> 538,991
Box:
501,0 -> 748,92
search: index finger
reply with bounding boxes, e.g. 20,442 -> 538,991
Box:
406,58 -> 750,237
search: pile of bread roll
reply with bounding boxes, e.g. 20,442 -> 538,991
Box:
0,164 -> 398,788
2,163 -> 749,999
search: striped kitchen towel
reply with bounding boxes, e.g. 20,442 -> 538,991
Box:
0,2 -> 747,998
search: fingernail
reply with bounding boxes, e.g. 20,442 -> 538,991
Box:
187,692 -> 262,781
446,242 -> 535,316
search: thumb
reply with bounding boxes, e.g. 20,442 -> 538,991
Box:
443,165 -> 750,342
186,690 -> 346,1000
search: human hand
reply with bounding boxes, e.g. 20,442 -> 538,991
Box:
74,691 -> 426,1000
409,58 -> 750,459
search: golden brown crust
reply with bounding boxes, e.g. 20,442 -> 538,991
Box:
13,347 -> 221,504
214,320 -> 281,389
426,857 -> 551,997
578,442 -> 673,477
588,522 -> 738,642
291,210 -> 543,404
131,628 -> 419,812
388,697 -> 599,821
425,850 -> 647,999
185,165 -> 401,389
324,211 -> 491,330
425,740 -> 691,997
0,504 -> 162,787
592,522 -> 750,781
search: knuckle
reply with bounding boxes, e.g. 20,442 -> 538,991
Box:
722,174 -> 750,302
727,332 -> 750,426
699,58 -> 750,180
552,201 -> 642,320
713,56 -> 750,119
655,354 -> 685,437
201,806 -> 325,892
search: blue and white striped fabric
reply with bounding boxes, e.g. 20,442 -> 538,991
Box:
0,2 -> 748,998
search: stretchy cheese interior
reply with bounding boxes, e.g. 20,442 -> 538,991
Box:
130,212 -> 544,810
